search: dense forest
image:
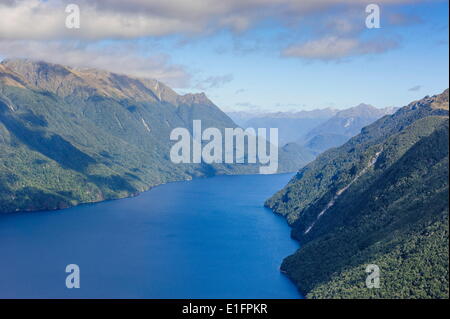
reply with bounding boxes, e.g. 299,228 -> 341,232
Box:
266,89 -> 449,298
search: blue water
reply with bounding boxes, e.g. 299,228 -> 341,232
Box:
0,174 -> 300,299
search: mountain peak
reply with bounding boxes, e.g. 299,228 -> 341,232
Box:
0,58 -> 195,105
403,89 -> 449,112
336,103 -> 394,118
430,89 -> 449,110
177,92 -> 214,106
353,103 -> 376,109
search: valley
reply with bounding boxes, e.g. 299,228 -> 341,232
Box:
0,59 -> 447,300
0,59 -> 306,214
0,0 -> 448,303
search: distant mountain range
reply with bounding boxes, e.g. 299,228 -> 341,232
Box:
227,104 -> 397,156
300,104 -> 397,154
0,59 -> 306,213
265,89 -> 449,298
227,109 -> 337,146
228,108 -> 338,124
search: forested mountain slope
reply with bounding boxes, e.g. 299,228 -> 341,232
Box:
0,59 -> 304,213
265,89 -> 449,298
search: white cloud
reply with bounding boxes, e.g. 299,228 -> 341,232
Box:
0,40 -> 191,87
0,0 -> 426,85
0,0 -> 426,40
282,36 -> 399,61
408,85 -> 422,91
387,12 -> 423,25
195,74 -> 234,90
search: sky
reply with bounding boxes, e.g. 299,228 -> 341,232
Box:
0,0 -> 448,112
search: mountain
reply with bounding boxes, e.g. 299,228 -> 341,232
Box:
279,142 -> 316,169
265,90 -> 449,298
227,105 -> 395,156
227,109 -> 337,145
0,59 -> 306,213
300,104 -> 397,154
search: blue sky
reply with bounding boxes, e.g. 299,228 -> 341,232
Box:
167,1 -> 449,110
0,0 -> 448,111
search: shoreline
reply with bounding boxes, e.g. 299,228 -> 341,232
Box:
269,205 -> 308,299
2,171 -> 304,298
0,172 -> 301,298
1,171 -> 297,216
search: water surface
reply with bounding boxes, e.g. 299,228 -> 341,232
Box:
0,174 -> 300,298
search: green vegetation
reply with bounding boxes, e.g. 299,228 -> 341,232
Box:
0,59 -> 307,213
266,90 -> 449,298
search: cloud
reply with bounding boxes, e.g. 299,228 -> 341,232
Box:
195,74 -> 234,90
0,0 -> 427,40
387,13 -> 423,26
0,0 -> 428,86
278,3 -> 411,61
0,40 -> 191,88
408,85 -> 422,91
282,36 -> 399,61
